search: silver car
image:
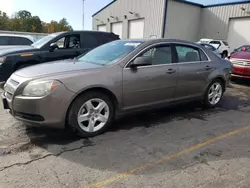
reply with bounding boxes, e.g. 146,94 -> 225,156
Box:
2,39 -> 232,137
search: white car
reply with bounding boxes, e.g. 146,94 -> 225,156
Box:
198,38 -> 230,58
0,34 -> 35,49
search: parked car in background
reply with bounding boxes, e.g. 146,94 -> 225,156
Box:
227,46 -> 250,79
0,34 -> 34,49
0,31 -> 120,82
197,42 -> 221,57
230,45 -> 250,56
2,39 -> 232,137
198,38 -> 230,58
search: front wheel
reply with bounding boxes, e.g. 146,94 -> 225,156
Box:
204,80 -> 224,108
67,92 -> 115,137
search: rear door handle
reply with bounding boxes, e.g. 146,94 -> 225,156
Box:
166,69 -> 176,74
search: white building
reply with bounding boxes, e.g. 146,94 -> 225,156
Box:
92,0 -> 250,51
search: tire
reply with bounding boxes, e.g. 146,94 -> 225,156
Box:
203,79 -> 224,108
67,91 -> 115,137
221,51 -> 228,59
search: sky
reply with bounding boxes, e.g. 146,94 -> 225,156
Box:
0,0 -> 248,31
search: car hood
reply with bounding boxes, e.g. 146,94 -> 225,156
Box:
0,46 -> 35,56
14,59 -> 103,78
231,52 -> 250,60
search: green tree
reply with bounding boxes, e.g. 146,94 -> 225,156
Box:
0,10 -> 9,30
0,9 -> 73,33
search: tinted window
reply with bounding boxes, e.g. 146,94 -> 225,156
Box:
199,50 -> 208,61
209,41 -> 221,45
223,41 -> 229,46
141,45 -> 172,65
9,37 -> 33,45
82,33 -> 99,48
176,45 -> 200,62
0,36 -> 9,45
99,33 -> 118,44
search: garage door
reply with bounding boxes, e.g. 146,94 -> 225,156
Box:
111,22 -> 122,38
97,25 -> 106,32
128,19 -> 144,39
227,18 -> 250,52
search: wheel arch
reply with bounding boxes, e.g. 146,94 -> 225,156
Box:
65,87 -> 119,126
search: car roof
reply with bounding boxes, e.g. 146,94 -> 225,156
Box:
118,38 -> 201,46
53,30 -> 117,35
0,33 -> 35,42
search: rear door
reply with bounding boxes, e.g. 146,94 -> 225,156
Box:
122,43 -> 178,110
81,32 -> 100,54
174,44 -> 213,100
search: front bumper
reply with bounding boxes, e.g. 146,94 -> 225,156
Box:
231,65 -> 250,79
2,85 -> 75,129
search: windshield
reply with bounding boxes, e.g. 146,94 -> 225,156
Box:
31,33 -> 60,48
78,40 -> 143,65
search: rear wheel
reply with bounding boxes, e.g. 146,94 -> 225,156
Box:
67,92 -> 115,137
204,80 -> 224,108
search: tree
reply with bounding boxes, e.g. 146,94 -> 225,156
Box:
0,9 -> 73,33
0,11 -> 9,30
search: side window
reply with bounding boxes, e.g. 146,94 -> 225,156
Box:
209,41 -> 220,45
53,34 -> 80,49
9,37 -> 33,45
140,45 -> 172,65
199,49 -> 208,61
0,36 -> 9,45
82,33 -> 99,48
204,44 -> 215,51
175,45 -> 200,62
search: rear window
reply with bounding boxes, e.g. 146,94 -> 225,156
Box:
223,41 -> 229,46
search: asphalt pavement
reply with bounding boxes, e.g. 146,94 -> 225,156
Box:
0,79 -> 250,188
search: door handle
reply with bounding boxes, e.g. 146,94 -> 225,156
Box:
166,69 -> 176,74
205,65 -> 212,70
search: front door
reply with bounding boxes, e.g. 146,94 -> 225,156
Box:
122,44 -> 178,110
41,34 -> 86,63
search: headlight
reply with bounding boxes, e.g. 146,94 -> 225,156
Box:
22,80 -> 62,97
0,56 -> 6,65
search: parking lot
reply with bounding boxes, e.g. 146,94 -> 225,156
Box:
0,79 -> 250,188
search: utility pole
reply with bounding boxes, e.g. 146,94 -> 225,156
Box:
82,0 -> 85,30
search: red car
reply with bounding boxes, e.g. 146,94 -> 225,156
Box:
228,46 -> 250,79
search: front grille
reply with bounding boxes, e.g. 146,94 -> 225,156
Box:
231,59 -> 250,67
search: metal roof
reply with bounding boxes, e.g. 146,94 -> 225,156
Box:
92,0 -> 250,17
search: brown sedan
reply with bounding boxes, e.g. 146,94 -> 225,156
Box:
2,39 -> 232,137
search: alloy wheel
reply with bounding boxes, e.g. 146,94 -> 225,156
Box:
208,82 -> 222,105
77,98 -> 110,133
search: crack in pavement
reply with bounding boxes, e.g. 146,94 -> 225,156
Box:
0,144 -> 87,172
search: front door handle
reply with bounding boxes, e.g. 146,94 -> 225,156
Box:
166,69 -> 176,74
205,65 -> 212,70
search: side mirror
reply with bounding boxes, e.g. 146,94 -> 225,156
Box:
49,43 -> 58,52
130,56 -> 152,68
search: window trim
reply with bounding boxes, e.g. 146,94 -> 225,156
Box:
173,43 -> 211,64
124,42 -> 211,69
124,42 -> 175,69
